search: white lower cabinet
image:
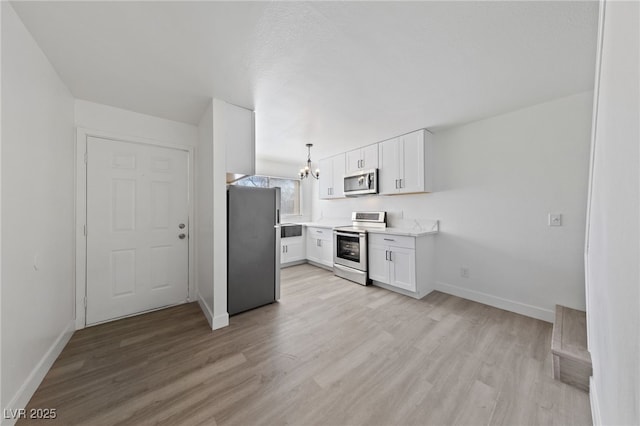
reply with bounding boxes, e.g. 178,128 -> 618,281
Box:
368,233 -> 434,298
306,227 -> 333,268
281,236 -> 305,265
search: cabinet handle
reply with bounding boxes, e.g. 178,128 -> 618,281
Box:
285,246 -> 288,253
399,179 -> 403,188
389,251 -> 392,262
385,250 -> 389,261
395,179 -> 398,189
383,238 -> 395,241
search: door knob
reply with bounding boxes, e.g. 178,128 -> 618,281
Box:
178,223 -> 185,229
178,233 -> 186,239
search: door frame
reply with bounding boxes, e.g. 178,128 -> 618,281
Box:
75,128 -> 196,329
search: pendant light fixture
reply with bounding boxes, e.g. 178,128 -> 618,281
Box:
299,143 -> 320,180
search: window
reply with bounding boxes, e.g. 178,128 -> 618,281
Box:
234,175 -> 301,216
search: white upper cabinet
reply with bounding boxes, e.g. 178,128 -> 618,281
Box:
319,153 -> 346,199
378,129 -> 433,195
378,137 -> 401,195
345,144 -> 379,174
222,101 -> 255,178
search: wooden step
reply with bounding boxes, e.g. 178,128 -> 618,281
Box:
551,305 -> 592,392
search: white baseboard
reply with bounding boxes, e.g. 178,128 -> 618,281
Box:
433,280 -> 555,323
589,376 -> 601,426
197,293 -> 228,331
212,313 -> 229,330
197,293 -> 214,328
2,320 -> 74,426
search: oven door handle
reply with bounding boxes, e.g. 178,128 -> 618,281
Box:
334,231 -> 366,238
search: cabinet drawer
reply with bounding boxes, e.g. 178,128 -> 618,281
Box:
307,227 -> 332,241
369,233 -> 415,249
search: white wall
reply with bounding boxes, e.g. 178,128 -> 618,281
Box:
211,99 -> 228,330
1,3 -> 75,421
585,1 -> 639,424
75,99 -> 198,147
196,102 -> 214,325
195,100 -> 229,330
314,91 -> 594,321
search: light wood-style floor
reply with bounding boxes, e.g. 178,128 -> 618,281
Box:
21,264 -> 591,425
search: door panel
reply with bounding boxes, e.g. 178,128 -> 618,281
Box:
400,130 -> 425,193
331,154 -> 346,198
389,247 -> 416,291
378,138 -> 400,194
362,144 -> 379,170
86,137 -> 189,325
318,157 -> 333,199
346,149 -> 362,173
368,244 -> 389,283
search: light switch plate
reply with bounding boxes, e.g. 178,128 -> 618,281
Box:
549,213 -> 562,227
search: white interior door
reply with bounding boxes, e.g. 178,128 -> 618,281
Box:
86,136 -> 189,325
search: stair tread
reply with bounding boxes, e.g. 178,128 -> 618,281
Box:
551,305 -> 591,365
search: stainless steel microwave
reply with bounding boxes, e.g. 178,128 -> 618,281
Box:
344,169 -> 378,196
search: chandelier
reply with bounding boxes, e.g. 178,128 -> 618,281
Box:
299,143 -> 320,180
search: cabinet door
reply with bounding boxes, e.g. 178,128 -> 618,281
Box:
331,154 -> 346,198
286,240 -> 305,262
368,244 -> 390,284
281,241 -> 288,264
389,247 -> 416,292
399,130 -> 425,194
318,157 -> 333,199
361,144 -> 379,170
378,138 -> 400,195
282,237 -> 305,263
306,236 -> 322,263
346,149 -> 363,174
319,238 -> 334,267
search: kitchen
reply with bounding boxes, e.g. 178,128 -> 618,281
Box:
2,1 -> 638,425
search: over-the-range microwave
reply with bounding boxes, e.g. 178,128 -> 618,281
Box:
344,169 -> 378,196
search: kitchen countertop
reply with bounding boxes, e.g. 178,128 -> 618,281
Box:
295,220 -> 439,237
367,227 -> 438,237
299,221 -> 351,229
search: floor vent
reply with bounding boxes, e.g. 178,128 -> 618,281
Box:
551,305 -> 592,392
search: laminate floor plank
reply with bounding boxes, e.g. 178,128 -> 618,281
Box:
20,264 -> 591,426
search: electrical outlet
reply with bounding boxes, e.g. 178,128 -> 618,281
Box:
460,267 -> 469,278
548,213 -> 562,227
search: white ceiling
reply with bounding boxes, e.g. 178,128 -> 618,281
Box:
11,1 -> 598,164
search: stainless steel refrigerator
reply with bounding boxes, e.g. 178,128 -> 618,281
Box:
227,185 -> 281,316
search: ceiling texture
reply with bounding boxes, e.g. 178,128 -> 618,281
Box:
11,1 -> 598,164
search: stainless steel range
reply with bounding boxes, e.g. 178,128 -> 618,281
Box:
333,211 -> 387,285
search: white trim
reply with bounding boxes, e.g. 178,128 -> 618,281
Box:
212,313 -> 230,330
197,293 -> 214,328
584,0 -> 607,354
1,321 -> 74,426
75,127 -> 196,329
433,280 -> 555,323
590,376 -> 601,426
